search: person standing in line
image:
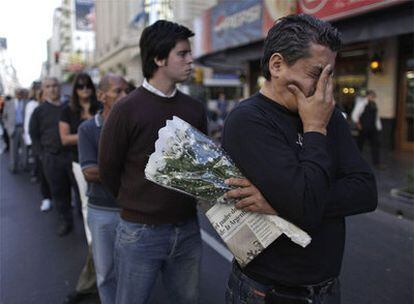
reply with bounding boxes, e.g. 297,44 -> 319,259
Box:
59,73 -> 99,163
351,90 -> 384,169
59,73 -> 99,214
222,14 -> 377,304
60,73 -> 100,304
29,78 -> 74,236
99,20 -> 207,304
24,82 -> 42,181
25,82 -> 53,211
0,95 -> 8,153
2,88 -> 27,173
78,74 -> 128,304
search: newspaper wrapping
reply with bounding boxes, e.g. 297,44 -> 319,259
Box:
145,116 -> 311,267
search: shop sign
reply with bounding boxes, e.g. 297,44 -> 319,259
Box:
193,0 -> 296,58
0,37 -> 7,50
75,0 -> 94,31
298,0 -> 408,21
211,0 -> 262,52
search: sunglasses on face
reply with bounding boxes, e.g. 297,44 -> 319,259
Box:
76,84 -> 93,90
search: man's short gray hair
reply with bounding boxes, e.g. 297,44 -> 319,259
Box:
41,77 -> 59,86
98,73 -> 125,92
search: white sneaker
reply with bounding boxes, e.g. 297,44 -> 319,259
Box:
40,199 -> 52,212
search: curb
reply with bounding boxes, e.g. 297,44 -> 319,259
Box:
377,190 -> 414,220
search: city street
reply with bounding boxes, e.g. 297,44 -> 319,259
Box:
1,0 -> 414,303
0,152 -> 413,304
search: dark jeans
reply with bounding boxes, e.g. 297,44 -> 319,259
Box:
357,129 -> 380,165
226,263 -> 340,304
42,152 -> 73,225
9,125 -> 24,171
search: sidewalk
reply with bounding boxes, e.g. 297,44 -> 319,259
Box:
367,148 -> 414,220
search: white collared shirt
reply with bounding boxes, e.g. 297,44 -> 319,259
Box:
351,96 -> 382,131
142,78 -> 177,98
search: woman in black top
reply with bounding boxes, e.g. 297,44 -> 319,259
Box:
59,73 -> 99,162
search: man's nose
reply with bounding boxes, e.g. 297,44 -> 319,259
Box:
186,53 -> 193,64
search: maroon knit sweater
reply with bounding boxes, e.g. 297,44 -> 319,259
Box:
99,86 -> 207,224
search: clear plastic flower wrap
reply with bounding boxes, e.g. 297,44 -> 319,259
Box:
145,116 -> 243,204
145,116 -> 311,263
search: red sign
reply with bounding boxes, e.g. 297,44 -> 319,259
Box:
297,0 -> 407,21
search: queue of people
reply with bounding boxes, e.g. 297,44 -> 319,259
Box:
0,13 -> 378,304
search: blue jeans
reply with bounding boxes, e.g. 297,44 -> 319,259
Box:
87,206 -> 120,304
226,263 -> 341,304
115,217 -> 201,304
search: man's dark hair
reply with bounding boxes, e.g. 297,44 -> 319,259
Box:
366,89 -> 376,97
261,14 -> 342,80
139,20 -> 194,79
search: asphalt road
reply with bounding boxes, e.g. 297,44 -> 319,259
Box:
0,152 -> 413,304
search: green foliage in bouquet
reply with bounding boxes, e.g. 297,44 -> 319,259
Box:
147,118 -> 243,203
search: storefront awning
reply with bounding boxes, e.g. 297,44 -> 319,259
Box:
334,2 -> 414,44
196,2 -> 413,70
196,41 -> 263,71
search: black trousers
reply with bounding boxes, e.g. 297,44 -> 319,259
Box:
357,129 -> 380,165
42,152 -> 73,225
37,155 -> 52,200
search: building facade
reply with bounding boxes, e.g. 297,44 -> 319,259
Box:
193,0 -> 414,151
45,0 -> 95,82
94,0 -> 216,85
0,38 -> 20,96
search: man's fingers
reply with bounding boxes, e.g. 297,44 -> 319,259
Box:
315,64 -> 332,97
235,197 -> 255,209
288,84 -> 305,102
225,187 -> 253,199
325,75 -> 334,104
225,177 -> 251,188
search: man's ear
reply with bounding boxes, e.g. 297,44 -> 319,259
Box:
269,53 -> 283,79
154,57 -> 166,67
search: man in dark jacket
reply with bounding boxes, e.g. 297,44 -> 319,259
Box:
223,14 -> 377,304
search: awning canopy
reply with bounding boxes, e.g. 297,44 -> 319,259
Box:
335,1 -> 414,44
195,2 -> 413,71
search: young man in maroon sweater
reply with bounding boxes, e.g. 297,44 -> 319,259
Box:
99,20 -> 207,304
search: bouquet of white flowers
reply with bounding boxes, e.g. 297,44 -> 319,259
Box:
145,116 -> 311,266
145,116 -> 243,204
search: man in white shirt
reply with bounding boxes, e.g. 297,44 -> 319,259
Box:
351,90 -> 384,169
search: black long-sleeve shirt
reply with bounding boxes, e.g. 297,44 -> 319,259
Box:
222,92 -> 377,285
29,101 -> 66,155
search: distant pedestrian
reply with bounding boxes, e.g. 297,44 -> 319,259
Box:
24,82 -> 42,179
25,82 -> 52,211
352,90 -> 385,169
0,95 -> 8,152
2,88 -> 27,173
29,77 -> 73,236
99,20 -> 207,304
78,73 -> 128,304
217,92 -> 228,120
